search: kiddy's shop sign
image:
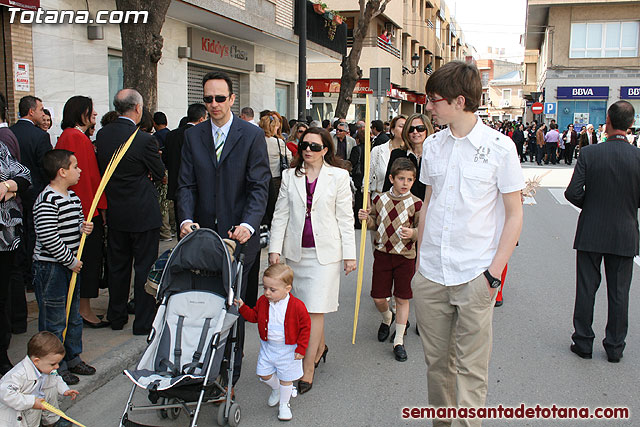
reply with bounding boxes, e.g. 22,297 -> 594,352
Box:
188,28 -> 254,71
556,86 -> 609,100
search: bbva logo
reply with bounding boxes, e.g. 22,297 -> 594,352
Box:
627,88 -> 640,96
572,88 -> 594,96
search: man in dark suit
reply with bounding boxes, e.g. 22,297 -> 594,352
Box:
512,123 -> 526,162
371,119 -> 389,148
96,89 -> 165,335
177,71 -> 270,383
9,95 -> 51,333
162,103 -> 206,237
565,100 -> 640,363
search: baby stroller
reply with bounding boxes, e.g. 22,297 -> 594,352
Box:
120,228 -> 245,427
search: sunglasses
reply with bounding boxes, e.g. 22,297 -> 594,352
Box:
299,141 -> 324,152
408,125 -> 427,133
203,95 -> 229,103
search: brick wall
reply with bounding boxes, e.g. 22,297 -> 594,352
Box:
1,8 -> 35,124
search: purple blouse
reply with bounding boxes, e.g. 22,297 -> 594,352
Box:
301,177 -> 317,248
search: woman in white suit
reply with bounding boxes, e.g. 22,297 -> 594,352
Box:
269,127 -> 356,394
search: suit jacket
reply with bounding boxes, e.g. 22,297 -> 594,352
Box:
565,134 -> 640,257
9,119 -> 51,205
269,164 -> 356,264
177,115 -> 270,257
512,129 -> 525,145
95,117 -> 165,232
332,134 -> 355,160
163,123 -> 194,201
372,132 -> 390,148
238,294 -> 311,355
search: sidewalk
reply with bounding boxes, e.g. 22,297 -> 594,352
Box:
7,238 -> 271,411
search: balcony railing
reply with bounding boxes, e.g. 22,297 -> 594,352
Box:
346,36 -> 401,59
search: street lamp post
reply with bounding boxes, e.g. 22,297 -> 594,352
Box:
402,53 -> 421,75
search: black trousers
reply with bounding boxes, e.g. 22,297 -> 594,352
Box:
231,246 -> 258,385
9,203 -> 34,332
536,145 -> 544,164
80,215 -> 105,299
106,228 -> 159,333
572,251 -> 633,358
544,143 -> 557,164
564,144 -> 574,165
0,251 -> 15,353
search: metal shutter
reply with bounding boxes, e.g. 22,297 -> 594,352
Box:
187,63 -> 241,116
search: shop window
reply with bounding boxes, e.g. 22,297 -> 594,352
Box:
435,18 -> 441,40
570,21 -> 639,58
108,55 -> 123,111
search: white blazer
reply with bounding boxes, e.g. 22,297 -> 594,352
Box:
0,356 -> 69,427
269,163 -> 356,264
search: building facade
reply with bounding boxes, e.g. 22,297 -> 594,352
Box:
1,0 -> 343,140
476,59 -> 524,122
307,0 -> 475,122
524,0 -> 640,131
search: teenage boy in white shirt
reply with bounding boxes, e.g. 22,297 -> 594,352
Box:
414,61 -> 525,426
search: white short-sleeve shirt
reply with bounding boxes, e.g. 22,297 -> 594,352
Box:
418,118 -> 525,286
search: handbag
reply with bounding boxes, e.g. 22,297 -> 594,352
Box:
277,138 -> 289,172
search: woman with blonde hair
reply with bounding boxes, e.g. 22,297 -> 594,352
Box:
369,115 -> 406,199
285,122 -> 308,157
381,113 -> 432,200
260,115 -> 292,227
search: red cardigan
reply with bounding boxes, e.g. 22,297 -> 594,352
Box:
239,294 -> 311,356
56,128 -> 107,219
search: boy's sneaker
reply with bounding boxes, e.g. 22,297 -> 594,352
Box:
278,403 -> 292,421
60,370 -> 79,385
69,361 -> 96,376
267,388 -> 280,407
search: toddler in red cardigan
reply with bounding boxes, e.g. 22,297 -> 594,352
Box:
236,264 -> 311,421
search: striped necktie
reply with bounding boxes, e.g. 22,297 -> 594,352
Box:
215,128 -> 225,161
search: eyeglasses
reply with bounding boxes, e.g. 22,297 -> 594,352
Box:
203,95 -> 229,104
427,97 -> 448,105
299,141 -> 324,152
297,129 -> 305,133
337,128 -> 347,133
408,125 -> 427,133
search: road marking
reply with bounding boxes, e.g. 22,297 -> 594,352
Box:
548,189 -> 640,267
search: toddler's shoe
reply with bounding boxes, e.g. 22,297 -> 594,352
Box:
268,388 -> 280,407
278,403 -> 292,421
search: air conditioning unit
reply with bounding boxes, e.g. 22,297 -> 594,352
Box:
500,99 -> 511,108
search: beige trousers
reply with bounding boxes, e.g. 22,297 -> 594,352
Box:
413,272 -> 497,427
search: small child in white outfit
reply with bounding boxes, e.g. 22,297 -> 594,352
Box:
0,332 -> 79,427
236,264 -> 311,421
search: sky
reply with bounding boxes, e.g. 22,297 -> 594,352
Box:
450,0 -> 527,62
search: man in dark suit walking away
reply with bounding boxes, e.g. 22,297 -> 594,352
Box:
96,89 -> 165,335
177,72 -> 270,384
162,103 -> 206,237
9,96 -> 51,333
565,100 -> 640,363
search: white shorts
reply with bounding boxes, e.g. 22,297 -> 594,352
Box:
256,340 -> 303,382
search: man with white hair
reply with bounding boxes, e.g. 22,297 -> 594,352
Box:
96,88 -> 166,335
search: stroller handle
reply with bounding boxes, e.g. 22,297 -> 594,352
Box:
228,226 -> 247,263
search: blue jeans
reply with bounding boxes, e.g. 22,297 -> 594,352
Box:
32,261 -> 83,370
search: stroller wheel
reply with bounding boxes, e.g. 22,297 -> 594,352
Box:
216,403 -> 227,426
228,403 -> 241,427
156,397 -> 169,419
167,398 -> 181,420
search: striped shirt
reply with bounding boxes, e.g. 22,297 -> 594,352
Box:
33,185 -> 84,268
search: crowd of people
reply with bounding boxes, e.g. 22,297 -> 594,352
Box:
0,60 -> 637,425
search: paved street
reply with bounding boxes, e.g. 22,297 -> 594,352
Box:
67,164 -> 639,426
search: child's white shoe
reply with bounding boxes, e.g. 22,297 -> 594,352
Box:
268,388 -> 280,407
278,403 -> 292,421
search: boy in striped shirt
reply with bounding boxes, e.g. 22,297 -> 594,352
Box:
33,149 -> 95,386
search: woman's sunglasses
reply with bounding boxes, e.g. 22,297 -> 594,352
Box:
299,141 -> 324,152
408,125 -> 427,133
203,95 -> 229,103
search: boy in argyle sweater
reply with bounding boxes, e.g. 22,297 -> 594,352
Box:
358,158 -> 422,362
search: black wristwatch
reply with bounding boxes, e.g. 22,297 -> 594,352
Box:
483,270 -> 501,288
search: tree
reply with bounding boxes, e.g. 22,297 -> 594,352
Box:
115,0 -> 172,111
334,0 -> 391,119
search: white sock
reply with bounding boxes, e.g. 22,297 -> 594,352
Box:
260,375 -> 279,390
279,383 -> 294,406
394,323 -> 406,347
381,309 -> 393,325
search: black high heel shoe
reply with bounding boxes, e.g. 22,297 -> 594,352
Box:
298,372 -> 314,394
314,345 -> 328,368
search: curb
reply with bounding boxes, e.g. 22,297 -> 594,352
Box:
59,335 -> 148,411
